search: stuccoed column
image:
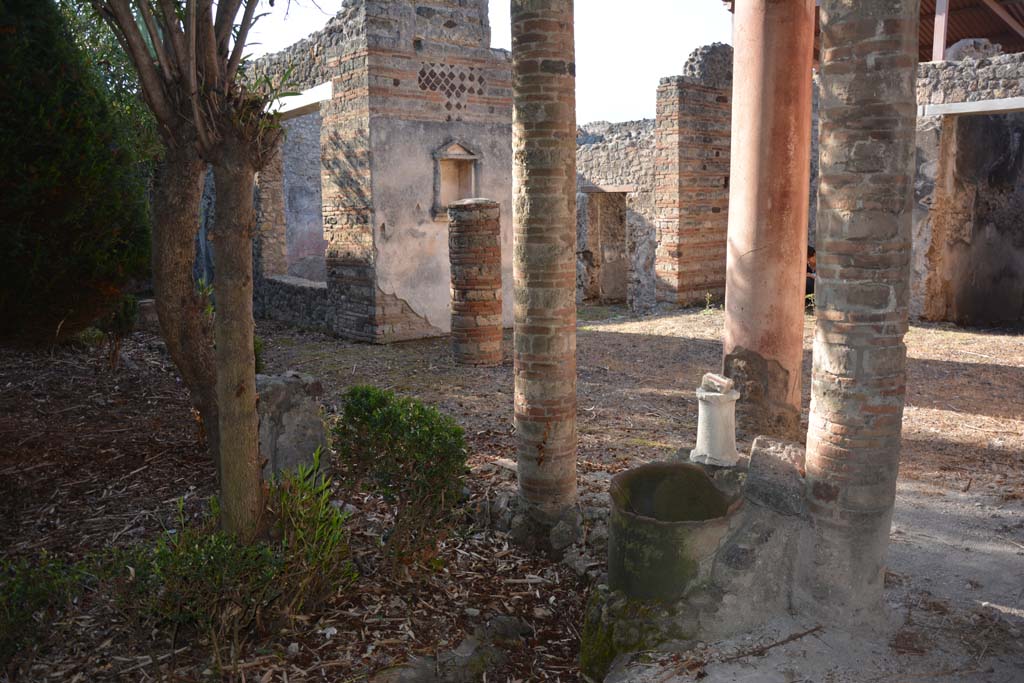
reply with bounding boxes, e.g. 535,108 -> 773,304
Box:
510,0 -> 578,538
448,198 -> 503,366
796,0 -> 918,623
723,0 -> 815,439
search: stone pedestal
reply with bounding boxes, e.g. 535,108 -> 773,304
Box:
448,199 -> 503,366
690,373 -> 742,467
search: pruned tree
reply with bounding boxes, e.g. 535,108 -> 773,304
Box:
87,0 -> 283,537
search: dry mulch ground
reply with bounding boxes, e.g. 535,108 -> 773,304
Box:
1,305 -> 1022,681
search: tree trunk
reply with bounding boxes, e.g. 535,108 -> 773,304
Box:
210,147 -> 263,539
150,145 -> 220,464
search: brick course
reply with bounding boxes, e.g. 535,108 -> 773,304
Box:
511,0 -> 578,523
654,74 -> 732,305
796,0 -> 917,622
448,199 -> 503,365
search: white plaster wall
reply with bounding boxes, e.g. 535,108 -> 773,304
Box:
369,118 -> 514,333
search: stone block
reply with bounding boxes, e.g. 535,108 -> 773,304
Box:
257,371 -> 328,480
745,436 -> 806,517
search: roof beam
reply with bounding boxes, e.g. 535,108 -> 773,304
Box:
981,0 -> 1024,41
933,0 -> 950,61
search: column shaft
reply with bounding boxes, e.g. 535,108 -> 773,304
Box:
797,0 -> 918,621
511,0 -> 577,523
723,0 -> 816,438
448,199 -> 503,366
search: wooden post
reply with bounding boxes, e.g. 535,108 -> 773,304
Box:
933,0 -> 949,62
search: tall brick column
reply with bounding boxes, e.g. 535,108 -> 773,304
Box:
511,0 -> 578,529
448,199 -> 503,366
796,0 -> 918,622
723,0 -> 815,439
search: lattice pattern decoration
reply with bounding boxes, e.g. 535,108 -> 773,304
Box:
418,63 -> 486,112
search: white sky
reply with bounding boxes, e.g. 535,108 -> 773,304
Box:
248,1 -> 734,124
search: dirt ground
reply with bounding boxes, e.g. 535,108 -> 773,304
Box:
1,305 -> 1022,681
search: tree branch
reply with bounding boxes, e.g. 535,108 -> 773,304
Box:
155,0 -> 188,77
226,0 -> 258,86
199,0 -> 222,91
185,0 -> 215,152
97,0 -> 177,130
137,0 -> 174,81
215,0 -> 244,54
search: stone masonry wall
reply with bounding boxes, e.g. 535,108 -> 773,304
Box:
576,120 -> 656,310
917,52 -> 1024,105
250,1 -> 509,343
282,112 -> 326,280
249,2 -> 367,90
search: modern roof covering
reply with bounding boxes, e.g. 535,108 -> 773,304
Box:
720,0 -> 1024,62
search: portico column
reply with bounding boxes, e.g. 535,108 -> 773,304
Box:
796,0 -> 918,622
723,0 -> 816,439
510,0 -> 578,535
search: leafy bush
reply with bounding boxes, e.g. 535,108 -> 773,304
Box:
332,386 -> 468,563
0,0 -> 150,345
108,461 -> 356,667
112,513 -> 282,666
1,554 -> 82,669
270,449 -> 357,613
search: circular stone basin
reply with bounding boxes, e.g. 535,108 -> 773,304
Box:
608,462 -> 741,602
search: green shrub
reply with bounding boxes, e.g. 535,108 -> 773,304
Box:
112,514 -> 282,667
332,386 -> 468,564
1,554 -> 83,669
0,0 -> 150,346
109,463 -> 356,667
270,449 -> 357,613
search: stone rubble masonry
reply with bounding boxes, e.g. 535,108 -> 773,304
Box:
448,199 -> 503,365
576,120 -> 657,311
654,45 -> 733,306
511,0 -> 578,524
795,0 -> 917,624
917,51 -> 1024,105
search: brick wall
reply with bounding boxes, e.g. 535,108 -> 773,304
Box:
654,75 -> 732,306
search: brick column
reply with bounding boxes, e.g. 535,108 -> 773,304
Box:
255,134 -> 288,277
722,0 -> 815,439
654,77 -> 731,305
511,0 -> 578,527
796,0 -> 918,622
448,199 -> 503,366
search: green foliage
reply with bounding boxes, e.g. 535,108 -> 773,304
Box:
254,335 -> 265,374
105,465 -> 356,667
57,1 -> 160,162
0,0 -> 151,345
332,386 -> 468,564
111,515 -> 282,670
1,554 -> 82,669
269,449 -> 357,613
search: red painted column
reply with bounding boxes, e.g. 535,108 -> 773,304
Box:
511,0 -> 578,532
723,0 -> 816,439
